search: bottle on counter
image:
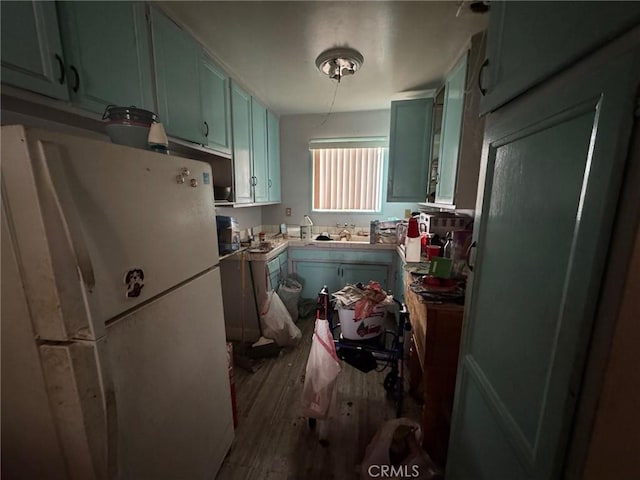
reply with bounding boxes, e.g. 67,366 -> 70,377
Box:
369,220 -> 380,244
405,216 -> 421,262
443,232 -> 453,258
301,214 -> 313,239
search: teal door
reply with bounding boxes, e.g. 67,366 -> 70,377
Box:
481,2 -> 640,114
294,262 -> 341,299
251,98 -> 269,203
267,110 -> 281,202
387,97 -> 434,202
340,264 -> 389,291
57,2 -> 153,114
231,82 -> 253,204
435,55 -> 467,205
447,40 -> 640,479
1,1 -> 69,100
200,55 -> 231,154
151,7 -> 203,144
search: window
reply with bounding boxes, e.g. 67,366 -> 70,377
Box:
310,138 -> 387,212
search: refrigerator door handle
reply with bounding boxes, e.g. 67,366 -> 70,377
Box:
37,141 -> 96,291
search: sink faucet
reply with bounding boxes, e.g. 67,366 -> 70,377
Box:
302,214 -> 313,239
338,223 -> 352,241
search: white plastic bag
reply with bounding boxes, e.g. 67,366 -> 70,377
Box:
260,290 -> 302,347
360,418 -> 441,480
301,318 -> 341,419
277,277 -> 302,322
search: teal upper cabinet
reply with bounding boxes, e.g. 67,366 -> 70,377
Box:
387,96 -> 434,202
251,97 -> 269,203
56,2 -> 153,115
435,55 -> 467,205
230,83 -> 280,205
231,82 -> 253,204
151,7 -> 204,144
1,1 -> 69,100
200,55 -> 231,154
428,31 -> 485,210
267,110 -> 281,203
480,2 -> 640,114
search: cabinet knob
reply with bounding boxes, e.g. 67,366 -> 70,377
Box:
204,121 -> 209,137
54,54 -> 65,84
466,240 -> 477,271
70,65 -> 80,93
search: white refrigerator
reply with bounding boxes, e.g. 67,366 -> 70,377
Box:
1,125 -> 234,480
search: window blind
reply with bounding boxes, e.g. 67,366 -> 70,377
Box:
312,147 -> 383,211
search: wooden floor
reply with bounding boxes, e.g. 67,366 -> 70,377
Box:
216,314 -> 424,480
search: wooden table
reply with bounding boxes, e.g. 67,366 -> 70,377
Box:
405,273 -> 464,467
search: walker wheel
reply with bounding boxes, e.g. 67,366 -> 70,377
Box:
383,372 -> 398,392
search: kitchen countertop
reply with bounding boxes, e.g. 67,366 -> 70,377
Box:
220,237 -> 406,262
287,238 -> 398,250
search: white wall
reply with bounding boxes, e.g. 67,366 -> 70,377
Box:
261,110 -> 419,229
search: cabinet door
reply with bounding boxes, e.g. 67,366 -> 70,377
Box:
57,2 -> 153,115
448,39 -> 640,480
393,254 -> 405,305
387,98 -> 434,202
266,257 -> 280,291
340,264 -> 389,291
267,110 -> 281,202
251,98 -> 269,203
0,1 -> 69,100
435,55 -> 467,205
231,82 -> 253,204
294,262 -> 341,299
480,2 -> 640,114
151,7 -> 204,144
200,55 -> 231,154
278,250 -> 289,279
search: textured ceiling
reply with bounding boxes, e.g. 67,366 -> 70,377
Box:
159,1 -> 488,116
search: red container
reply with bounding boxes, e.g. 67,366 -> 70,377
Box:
426,244 -> 441,260
407,217 -> 420,238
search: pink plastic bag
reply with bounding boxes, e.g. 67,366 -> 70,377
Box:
301,318 -> 341,419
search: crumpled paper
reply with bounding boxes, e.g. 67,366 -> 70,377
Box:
332,281 -> 393,320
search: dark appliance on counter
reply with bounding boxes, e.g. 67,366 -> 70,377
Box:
216,215 -> 240,255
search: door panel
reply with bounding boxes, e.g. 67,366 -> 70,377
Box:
57,2 -> 153,114
0,1 -> 69,100
231,83 -> 253,204
106,268 -> 233,479
436,55 -> 467,205
34,130 -> 218,329
295,262 -> 341,298
448,37 -> 640,480
470,107 -> 594,450
151,7 -> 203,144
341,263 -> 389,291
387,98 -> 433,202
200,55 -> 231,153
251,98 -> 269,203
267,110 -> 281,202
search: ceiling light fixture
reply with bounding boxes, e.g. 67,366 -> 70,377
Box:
315,47 -> 364,83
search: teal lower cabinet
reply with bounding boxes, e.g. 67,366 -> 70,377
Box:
341,263 -> 389,290
294,262 -> 342,298
289,247 -> 394,299
393,251 -> 406,305
266,249 -> 288,290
